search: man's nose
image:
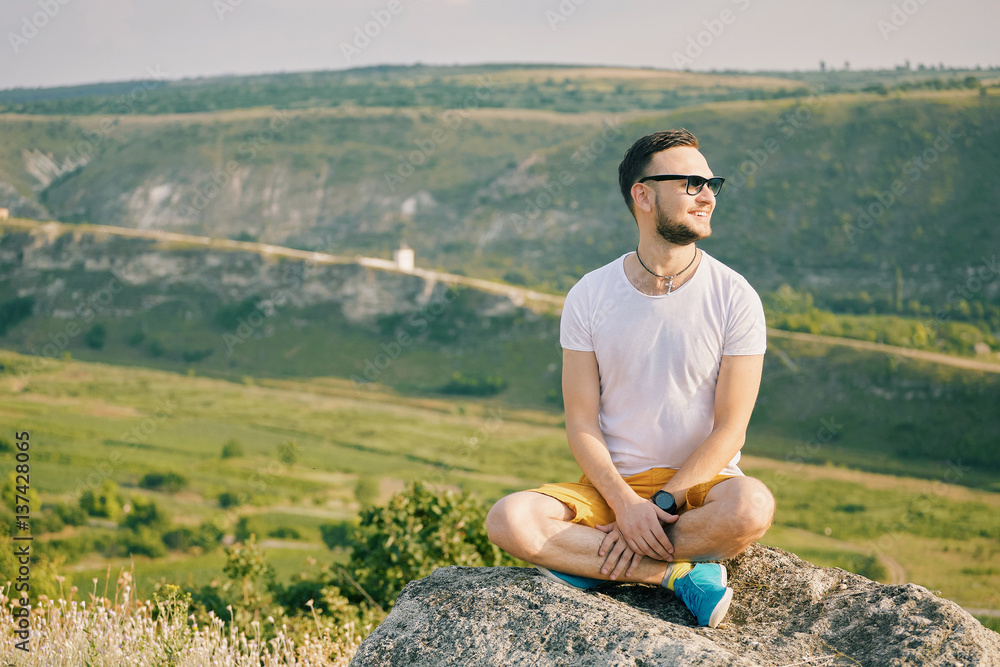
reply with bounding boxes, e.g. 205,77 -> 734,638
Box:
695,184 -> 716,204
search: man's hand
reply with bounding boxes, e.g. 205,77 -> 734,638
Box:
594,522 -> 643,579
600,496 -> 679,564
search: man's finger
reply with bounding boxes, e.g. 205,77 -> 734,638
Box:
610,545 -> 635,580
595,522 -> 614,533
638,529 -> 671,560
625,550 -> 644,578
602,539 -> 628,577
598,529 -> 618,557
647,518 -> 675,555
654,507 -> 680,525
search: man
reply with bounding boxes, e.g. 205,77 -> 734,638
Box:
486,129 -> 775,629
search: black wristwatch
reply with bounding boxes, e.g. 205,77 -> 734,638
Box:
651,490 -> 678,515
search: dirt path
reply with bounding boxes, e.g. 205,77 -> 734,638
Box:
766,328 -> 1000,374
6,218 -> 999,373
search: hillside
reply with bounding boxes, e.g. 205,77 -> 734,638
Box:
1,220 -> 998,489
1,347 -> 998,615
0,65 -> 997,311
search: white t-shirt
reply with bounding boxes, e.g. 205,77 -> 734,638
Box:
560,250 -> 767,477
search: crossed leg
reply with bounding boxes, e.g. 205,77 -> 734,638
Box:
486,476 -> 775,585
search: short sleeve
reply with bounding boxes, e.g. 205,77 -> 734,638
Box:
560,278 -> 594,352
723,280 -> 767,356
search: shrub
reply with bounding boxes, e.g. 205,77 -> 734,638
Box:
182,347 -> 214,363
139,471 -> 189,494
121,496 -> 170,532
126,329 -> 146,346
79,479 -> 124,520
0,295 -> 34,336
278,439 -> 299,464
119,526 -> 167,558
346,481 -> 516,610
268,526 -> 301,539
85,323 -> 106,350
319,521 -> 357,549
439,372 -> 507,396
221,439 -> 244,458
218,491 -> 242,509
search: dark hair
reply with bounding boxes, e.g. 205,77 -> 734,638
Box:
617,129 -> 700,215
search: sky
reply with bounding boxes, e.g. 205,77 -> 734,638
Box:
1,0 -> 998,91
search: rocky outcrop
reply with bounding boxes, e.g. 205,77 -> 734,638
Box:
350,544 -> 1000,666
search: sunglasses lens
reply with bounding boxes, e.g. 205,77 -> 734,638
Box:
686,176 -> 707,194
708,178 -> 724,195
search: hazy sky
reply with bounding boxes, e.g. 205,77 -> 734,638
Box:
2,0 -> 998,90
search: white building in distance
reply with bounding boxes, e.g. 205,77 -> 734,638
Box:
393,244 -> 414,271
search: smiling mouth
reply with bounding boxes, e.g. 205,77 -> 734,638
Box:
691,210 -> 711,218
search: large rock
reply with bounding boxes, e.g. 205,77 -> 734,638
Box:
350,544 -> 1000,666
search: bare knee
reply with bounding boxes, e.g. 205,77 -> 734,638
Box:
730,478 -> 776,540
486,492 -> 568,561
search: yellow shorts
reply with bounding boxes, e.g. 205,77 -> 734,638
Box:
530,468 -> 738,528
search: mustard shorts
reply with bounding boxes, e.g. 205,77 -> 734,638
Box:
529,468 -> 738,528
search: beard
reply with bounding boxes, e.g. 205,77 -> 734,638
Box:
655,206 -> 710,246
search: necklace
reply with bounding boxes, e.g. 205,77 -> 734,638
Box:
634,246 -> 698,294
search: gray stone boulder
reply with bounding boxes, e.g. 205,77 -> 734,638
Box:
350,543 -> 1000,666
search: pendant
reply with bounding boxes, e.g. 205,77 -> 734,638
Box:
666,278 -> 674,294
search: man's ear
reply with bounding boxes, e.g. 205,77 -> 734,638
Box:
631,182 -> 653,213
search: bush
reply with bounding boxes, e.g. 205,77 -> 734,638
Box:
126,329 -> 146,346
439,372 -> 507,397
120,526 -> 167,558
85,323 -> 106,350
346,481 -> 516,610
121,496 -> 170,532
278,439 -> 299,464
79,479 -> 124,520
53,501 -> 88,526
221,439 -> 244,458
139,471 -> 188,494
268,526 -> 301,540
219,491 -> 242,509
319,521 -> 357,550
0,296 -> 34,336
182,347 -> 214,363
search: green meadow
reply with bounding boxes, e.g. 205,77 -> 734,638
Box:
1,348 -> 998,622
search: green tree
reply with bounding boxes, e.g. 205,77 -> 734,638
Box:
347,481 -> 516,610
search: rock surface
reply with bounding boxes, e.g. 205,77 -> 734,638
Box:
350,543 -> 1000,666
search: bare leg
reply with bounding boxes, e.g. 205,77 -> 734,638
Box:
486,476 -> 775,581
666,476 -> 776,561
486,491 -> 669,585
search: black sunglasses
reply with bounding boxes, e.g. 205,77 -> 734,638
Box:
638,174 -> 725,196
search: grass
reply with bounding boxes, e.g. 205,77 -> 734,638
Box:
0,582 -> 366,666
1,347 -> 999,614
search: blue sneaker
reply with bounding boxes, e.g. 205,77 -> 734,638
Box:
534,564 -> 604,590
673,563 -> 733,628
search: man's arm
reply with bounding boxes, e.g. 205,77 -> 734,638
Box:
563,348 -> 676,561
658,353 -> 764,507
